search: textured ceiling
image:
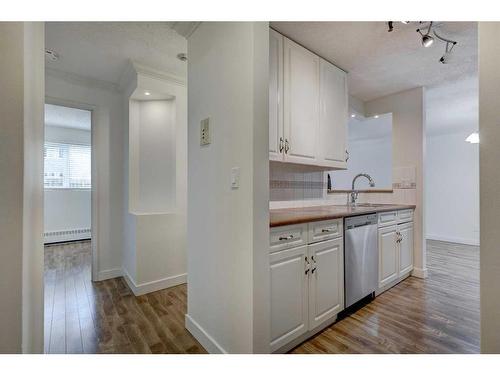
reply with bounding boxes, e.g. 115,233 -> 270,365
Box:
45,22 -> 187,85
270,22 -> 478,101
426,76 -> 478,136
45,104 -> 91,131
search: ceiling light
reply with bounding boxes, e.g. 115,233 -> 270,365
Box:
417,22 -> 434,48
351,114 -> 356,118
144,91 -> 151,96
401,21 -> 410,24
421,34 -> 434,47
465,132 -> 479,144
374,115 -> 379,119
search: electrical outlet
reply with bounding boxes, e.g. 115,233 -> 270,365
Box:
200,117 -> 210,145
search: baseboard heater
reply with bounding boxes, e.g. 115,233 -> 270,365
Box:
44,228 -> 91,244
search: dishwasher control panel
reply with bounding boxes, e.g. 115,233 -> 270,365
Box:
345,213 -> 378,229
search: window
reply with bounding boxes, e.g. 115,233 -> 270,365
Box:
44,142 -> 91,189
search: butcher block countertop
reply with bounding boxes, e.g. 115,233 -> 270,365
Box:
270,204 -> 416,227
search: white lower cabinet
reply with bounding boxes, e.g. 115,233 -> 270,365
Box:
270,245 -> 309,352
398,222 -> 414,275
378,212 -> 414,289
378,225 -> 399,288
270,221 -> 344,352
308,237 -> 344,329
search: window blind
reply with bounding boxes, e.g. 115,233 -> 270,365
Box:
44,142 -> 91,189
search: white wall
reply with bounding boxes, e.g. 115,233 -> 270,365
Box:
365,87 -> 427,278
0,21 -> 25,354
332,116 -> 393,190
479,22 -> 500,353
186,22 -> 269,353
44,125 -> 92,243
426,131 -> 479,245
121,66 -> 188,296
130,99 -> 176,214
0,22 -> 44,354
46,70 -> 124,281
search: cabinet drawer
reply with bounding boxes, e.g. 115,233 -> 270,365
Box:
398,209 -> 413,223
270,223 -> 308,253
378,211 -> 397,227
308,219 -> 343,244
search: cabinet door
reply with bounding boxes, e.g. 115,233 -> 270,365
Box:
270,245 -> 309,352
378,225 -> 399,288
308,237 -> 344,330
398,222 -> 414,275
269,29 -> 284,161
283,37 -> 320,165
319,59 -> 348,169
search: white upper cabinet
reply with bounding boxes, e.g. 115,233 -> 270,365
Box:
269,29 -> 284,161
283,37 -> 320,164
269,29 -> 348,169
319,58 -> 348,168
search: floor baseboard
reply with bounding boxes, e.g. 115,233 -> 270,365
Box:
122,268 -> 187,296
185,314 -> 227,354
426,235 -> 479,247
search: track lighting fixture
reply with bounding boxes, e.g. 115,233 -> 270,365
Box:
417,22 -> 434,47
434,31 -> 457,64
387,21 -> 459,64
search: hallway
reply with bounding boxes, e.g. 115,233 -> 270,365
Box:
44,241 -> 205,354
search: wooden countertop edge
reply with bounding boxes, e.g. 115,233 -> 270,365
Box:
270,204 -> 416,227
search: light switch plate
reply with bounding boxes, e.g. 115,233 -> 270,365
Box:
231,167 -> 240,189
200,117 -> 211,145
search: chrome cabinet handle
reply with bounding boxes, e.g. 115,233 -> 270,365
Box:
278,234 -> 294,241
321,228 -> 333,233
285,139 -> 290,154
279,137 -> 284,153
311,255 -> 317,274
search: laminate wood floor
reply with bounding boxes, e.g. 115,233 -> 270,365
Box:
44,239 -> 479,354
292,240 -> 480,354
44,240 -> 206,354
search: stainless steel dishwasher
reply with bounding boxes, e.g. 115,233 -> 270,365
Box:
344,214 -> 379,309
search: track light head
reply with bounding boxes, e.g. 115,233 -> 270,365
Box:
387,21 -> 394,32
439,41 -> 457,64
421,34 -> 434,47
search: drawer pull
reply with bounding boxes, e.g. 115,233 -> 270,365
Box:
279,234 -> 294,241
321,228 -> 333,233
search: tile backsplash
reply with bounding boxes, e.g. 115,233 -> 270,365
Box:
269,162 -> 417,209
269,162 -> 325,202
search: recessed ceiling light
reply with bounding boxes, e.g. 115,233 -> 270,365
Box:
144,91 -> 151,96
465,132 -> 479,144
351,114 -> 356,118
374,115 -> 379,119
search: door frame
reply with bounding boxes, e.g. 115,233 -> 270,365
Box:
44,96 -> 99,281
